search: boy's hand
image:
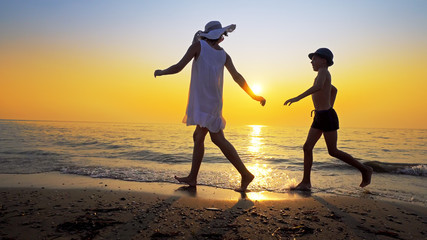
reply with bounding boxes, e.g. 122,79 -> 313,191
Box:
254,96 -> 266,106
284,97 -> 299,106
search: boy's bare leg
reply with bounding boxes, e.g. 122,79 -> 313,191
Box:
291,128 -> 323,191
323,131 -> 373,187
175,126 -> 209,187
209,130 -> 254,192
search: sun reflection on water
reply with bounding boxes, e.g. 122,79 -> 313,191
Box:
247,163 -> 272,189
245,191 -> 272,201
247,125 -> 264,154
225,125 -> 299,197
242,163 -> 298,194
245,190 -> 305,201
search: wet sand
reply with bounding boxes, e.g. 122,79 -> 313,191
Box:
0,173 -> 426,239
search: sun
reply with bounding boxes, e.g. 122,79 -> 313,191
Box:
252,84 -> 262,95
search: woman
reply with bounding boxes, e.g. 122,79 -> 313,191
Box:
154,21 -> 266,192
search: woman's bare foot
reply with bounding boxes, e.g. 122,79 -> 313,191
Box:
360,166 -> 373,188
174,176 -> 197,187
234,173 -> 254,192
290,181 -> 312,191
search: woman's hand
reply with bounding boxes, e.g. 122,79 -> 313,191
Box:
254,96 -> 266,106
154,69 -> 163,78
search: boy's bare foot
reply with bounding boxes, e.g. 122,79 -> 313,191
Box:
290,182 -> 312,191
360,166 -> 373,188
174,176 -> 197,187
234,173 -> 254,192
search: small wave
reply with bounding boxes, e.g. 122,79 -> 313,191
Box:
124,150 -> 191,163
60,166 -> 174,183
0,149 -> 61,157
56,140 -> 99,148
60,165 -> 296,193
394,165 -> 427,176
105,144 -> 123,149
364,161 -> 427,176
123,150 -> 231,164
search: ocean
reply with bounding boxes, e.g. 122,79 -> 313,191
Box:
0,119 -> 426,205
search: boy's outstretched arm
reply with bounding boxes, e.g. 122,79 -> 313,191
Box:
284,68 -> 328,106
225,54 -> 266,106
154,42 -> 200,78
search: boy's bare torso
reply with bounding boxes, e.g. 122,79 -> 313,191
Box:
312,69 -> 332,111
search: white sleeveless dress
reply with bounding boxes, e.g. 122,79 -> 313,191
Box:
182,40 -> 226,133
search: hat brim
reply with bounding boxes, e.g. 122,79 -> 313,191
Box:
200,24 -> 236,40
308,53 -> 334,66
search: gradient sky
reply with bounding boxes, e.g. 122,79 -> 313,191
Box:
1,0 -> 426,129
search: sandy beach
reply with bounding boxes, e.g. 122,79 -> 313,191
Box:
0,173 -> 425,239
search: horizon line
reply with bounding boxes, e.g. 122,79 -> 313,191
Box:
0,118 -> 425,130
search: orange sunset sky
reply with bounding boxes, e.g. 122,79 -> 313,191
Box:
1,1 -> 426,129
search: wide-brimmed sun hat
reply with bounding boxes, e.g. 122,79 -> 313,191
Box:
308,48 -> 334,66
199,21 -> 236,40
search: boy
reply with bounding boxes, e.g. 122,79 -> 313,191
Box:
284,48 -> 372,191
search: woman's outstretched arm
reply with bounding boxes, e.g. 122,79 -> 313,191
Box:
225,54 -> 266,106
154,41 -> 200,77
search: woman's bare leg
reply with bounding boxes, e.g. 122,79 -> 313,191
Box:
209,130 -> 254,192
175,126 -> 209,186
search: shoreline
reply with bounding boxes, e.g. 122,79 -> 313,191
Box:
0,173 -> 426,239
0,172 -> 307,201
0,172 -> 425,206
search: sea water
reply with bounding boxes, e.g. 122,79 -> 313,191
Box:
0,120 -> 426,205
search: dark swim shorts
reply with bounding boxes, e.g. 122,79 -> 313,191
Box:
311,108 -> 339,132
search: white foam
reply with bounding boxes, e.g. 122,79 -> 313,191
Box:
395,165 -> 427,176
